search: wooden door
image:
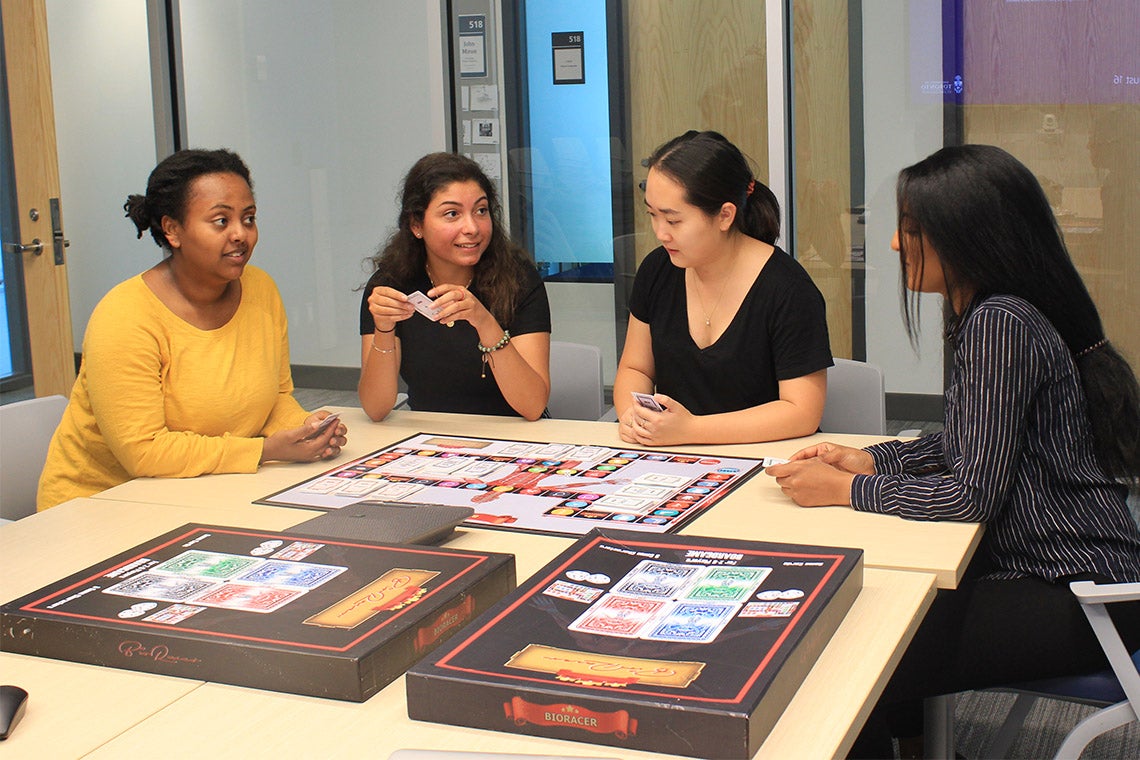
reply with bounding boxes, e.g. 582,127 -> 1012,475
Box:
1,0 -> 74,396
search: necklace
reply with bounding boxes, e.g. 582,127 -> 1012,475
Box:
690,249 -> 740,327
425,264 -> 473,290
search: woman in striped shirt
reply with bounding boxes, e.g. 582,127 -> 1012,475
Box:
769,144 -> 1140,756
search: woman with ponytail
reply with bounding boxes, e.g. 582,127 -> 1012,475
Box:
770,144 -> 1140,756
38,149 -> 347,509
613,130 -> 832,446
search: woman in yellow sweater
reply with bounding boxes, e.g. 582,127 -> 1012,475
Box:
37,149 -> 347,509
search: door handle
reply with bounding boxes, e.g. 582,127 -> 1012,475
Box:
50,198 -> 70,265
2,239 -> 43,255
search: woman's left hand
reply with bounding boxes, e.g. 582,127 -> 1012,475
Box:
766,458 -> 855,507
428,283 -> 490,330
620,394 -> 693,447
301,411 -> 349,458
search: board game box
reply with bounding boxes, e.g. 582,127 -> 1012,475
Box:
257,433 -> 778,538
405,529 -> 863,758
0,524 -> 515,701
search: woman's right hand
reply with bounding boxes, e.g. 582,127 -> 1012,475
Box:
367,285 -> 415,332
788,442 -> 876,475
261,420 -> 346,464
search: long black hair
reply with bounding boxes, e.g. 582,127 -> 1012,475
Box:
896,144 -> 1140,480
646,130 -> 780,244
124,149 -> 252,249
367,152 -> 533,325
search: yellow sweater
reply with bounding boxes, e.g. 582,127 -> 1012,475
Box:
37,265 -> 309,509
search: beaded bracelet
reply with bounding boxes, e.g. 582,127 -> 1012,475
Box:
477,330 -> 511,378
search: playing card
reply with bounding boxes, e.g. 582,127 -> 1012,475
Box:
644,600 -> 738,643
631,391 -> 665,411
406,290 -> 441,320
194,583 -> 304,613
568,593 -> 667,637
304,413 -> 340,440
104,573 -> 220,602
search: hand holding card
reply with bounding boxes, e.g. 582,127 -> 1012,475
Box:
631,391 -> 666,412
405,291 -> 441,320
305,413 -> 341,440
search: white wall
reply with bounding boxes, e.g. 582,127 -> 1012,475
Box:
862,0 -> 946,395
48,0 -> 448,371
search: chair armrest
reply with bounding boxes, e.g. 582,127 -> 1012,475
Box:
1070,580 -> 1140,605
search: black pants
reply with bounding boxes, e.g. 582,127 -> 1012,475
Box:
850,554 -> 1140,758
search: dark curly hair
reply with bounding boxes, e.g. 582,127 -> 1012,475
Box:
124,148 -> 253,249
367,152 -> 534,326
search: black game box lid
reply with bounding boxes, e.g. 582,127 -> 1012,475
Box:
406,528 -> 862,758
1,524 -> 515,701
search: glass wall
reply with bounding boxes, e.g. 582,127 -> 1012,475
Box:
44,2 -> 1135,414
45,0 -> 156,354
178,0 -> 448,371
791,0 -> 1140,413
0,9 -> 28,385
957,0 -> 1140,367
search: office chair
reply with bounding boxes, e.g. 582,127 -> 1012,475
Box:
0,394 -> 68,522
957,580 -> 1140,759
547,341 -> 605,421
820,358 -> 886,435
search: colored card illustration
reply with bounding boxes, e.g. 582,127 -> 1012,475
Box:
104,573 -> 220,603
612,560 -> 702,599
153,550 -> 263,580
271,542 -> 324,562
740,601 -> 800,618
144,604 -> 207,625
236,560 -> 346,589
645,601 -> 738,643
542,580 -> 603,604
568,594 -> 668,638
684,566 -> 772,603
193,583 -> 305,613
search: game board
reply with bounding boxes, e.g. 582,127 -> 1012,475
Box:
406,528 -> 863,758
257,433 -> 777,537
0,524 -> 515,701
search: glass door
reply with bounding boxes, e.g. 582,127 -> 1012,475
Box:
1,9 -> 31,389
505,0 -> 771,380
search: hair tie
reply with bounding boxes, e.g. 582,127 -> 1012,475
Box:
1076,338 -> 1108,359
746,179 -> 756,197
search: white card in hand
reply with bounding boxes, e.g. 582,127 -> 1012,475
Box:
406,290 -> 441,320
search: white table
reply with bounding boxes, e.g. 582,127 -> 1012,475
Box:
1,497 -> 936,759
95,408 -> 981,589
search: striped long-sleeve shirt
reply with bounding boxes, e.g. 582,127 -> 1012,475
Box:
851,294 -> 1140,582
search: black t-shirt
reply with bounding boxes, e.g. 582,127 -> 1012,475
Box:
628,246 -> 832,415
359,265 -> 551,416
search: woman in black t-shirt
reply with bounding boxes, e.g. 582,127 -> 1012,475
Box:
359,153 -> 551,420
613,130 -> 832,446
